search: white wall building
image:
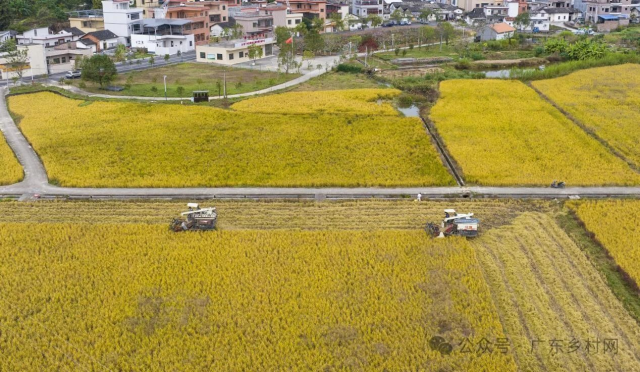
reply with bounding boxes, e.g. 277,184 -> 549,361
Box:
102,0 -> 144,45
0,44 -> 48,81
16,28 -> 77,47
352,0 -> 384,17
0,31 -> 16,44
196,37 -> 274,65
131,19 -> 196,55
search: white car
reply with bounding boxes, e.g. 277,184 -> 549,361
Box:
572,28 -> 594,35
65,70 -> 82,79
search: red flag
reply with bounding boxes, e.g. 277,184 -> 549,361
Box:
285,37 -> 293,44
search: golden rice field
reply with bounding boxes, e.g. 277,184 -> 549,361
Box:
430,80 -> 640,186
533,64 -> 640,168
231,89 -> 401,115
8,92 -> 454,187
569,199 -> 640,288
0,202 -> 516,371
0,134 -> 22,185
472,212 -> 640,371
2,200 -> 640,371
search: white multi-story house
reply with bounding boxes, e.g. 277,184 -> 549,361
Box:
131,19 -> 196,55
352,0 -> 384,18
16,28 -> 78,47
102,0 -> 144,45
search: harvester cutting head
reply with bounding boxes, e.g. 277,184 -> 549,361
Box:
426,209 -> 479,238
170,203 -> 217,232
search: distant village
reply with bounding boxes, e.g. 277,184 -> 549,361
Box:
1,0 -> 638,79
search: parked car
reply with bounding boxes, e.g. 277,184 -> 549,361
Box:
65,70 -> 82,79
572,28 -> 594,35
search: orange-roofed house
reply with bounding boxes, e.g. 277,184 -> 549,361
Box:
479,22 -> 515,40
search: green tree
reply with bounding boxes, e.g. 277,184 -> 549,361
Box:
114,44 -> 126,62
81,54 -> 117,88
222,24 -> 243,40
148,55 -> 154,67
8,0 -> 32,18
421,26 -> 436,48
3,40 -> 29,79
247,44 -> 263,64
312,17 -> 324,31
436,22 -> 455,47
92,0 -> 102,9
164,54 -> 170,62
0,0 -> 12,30
419,9 -> 433,23
277,43 -> 298,74
176,86 -> 185,97
513,12 -> 531,32
74,55 -> 85,70
390,9 -> 403,23
303,29 -> 324,53
329,13 -> 345,31
366,14 -> 383,28
274,26 -> 292,46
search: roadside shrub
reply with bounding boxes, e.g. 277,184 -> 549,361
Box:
455,58 -> 471,70
470,52 -> 484,61
534,46 -> 545,57
336,64 -> 363,73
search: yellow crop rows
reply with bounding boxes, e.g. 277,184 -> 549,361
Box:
430,80 -> 640,186
0,134 -> 22,185
231,88 -> 401,115
8,92 -> 454,187
569,199 -> 640,288
0,221 -> 515,371
533,64 -> 640,168
472,212 -> 640,371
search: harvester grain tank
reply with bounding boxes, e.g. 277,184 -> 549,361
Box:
426,209 -> 479,238
170,203 -> 217,232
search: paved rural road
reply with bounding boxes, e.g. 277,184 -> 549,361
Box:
3,88 -> 640,200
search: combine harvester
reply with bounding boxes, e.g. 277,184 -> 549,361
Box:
170,203 -> 217,232
426,209 -> 479,238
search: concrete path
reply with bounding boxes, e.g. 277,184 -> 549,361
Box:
0,88 -> 49,195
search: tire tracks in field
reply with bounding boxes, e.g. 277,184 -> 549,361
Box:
473,238 -> 545,371
522,220 -> 616,371
540,213 -> 640,366
510,232 -> 597,372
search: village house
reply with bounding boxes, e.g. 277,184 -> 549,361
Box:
81,30 -> 120,52
196,36 -> 274,65
479,22 -> 515,40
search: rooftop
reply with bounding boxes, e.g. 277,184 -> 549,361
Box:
490,22 -> 515,32
62,27 -> 86,37
83,29 -> 119,41
543,7 -> 576,13
205,36 -> 274,48
141,19 -> 192,27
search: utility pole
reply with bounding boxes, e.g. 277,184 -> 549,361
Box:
163,75 -> 167,100
364,46 -> 368,67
